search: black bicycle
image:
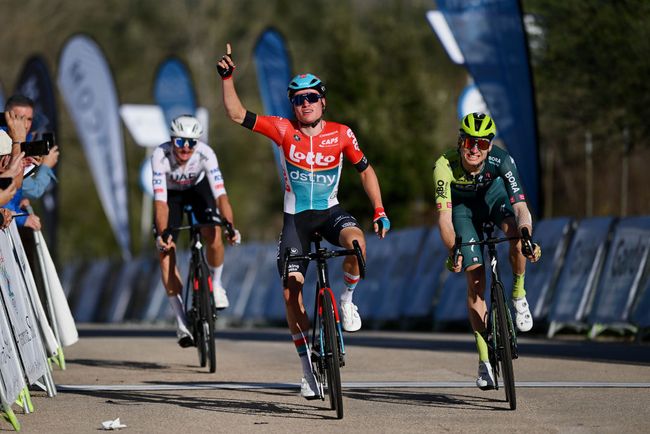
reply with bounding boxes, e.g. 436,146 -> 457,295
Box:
167,207 -> 235,373
282,234 -> 365,420
452,223 -> 535,410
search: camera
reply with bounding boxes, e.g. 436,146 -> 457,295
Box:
20,133 -> 55,157
0,113 -> 6,128
0,177 -> 12,189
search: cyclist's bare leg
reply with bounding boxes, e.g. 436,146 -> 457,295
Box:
284,272 -> 310,334
339,226 -> 367,276
501,216 -> 526,298
501,217 -> 533,331
465,264 -> 488,331
202,226 -> 228,307
501,217 -> 525,276
159,249 -> 182,296
159,249 -> 190,338
285,272 -> 319,398
202,226 -> 224,268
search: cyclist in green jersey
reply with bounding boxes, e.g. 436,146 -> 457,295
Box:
433,112 -> 541,390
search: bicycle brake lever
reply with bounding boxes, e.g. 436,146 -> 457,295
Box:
452,235 -> 462,265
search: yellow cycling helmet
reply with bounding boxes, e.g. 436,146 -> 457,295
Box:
460,112 -> 496,140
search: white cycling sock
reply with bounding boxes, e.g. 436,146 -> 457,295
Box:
168,294 -> 187,328
340,272 -> 360,303
209,264 -> 224,288
292,332 -> 313,378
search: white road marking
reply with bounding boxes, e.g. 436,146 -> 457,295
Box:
57,381 -> 650,392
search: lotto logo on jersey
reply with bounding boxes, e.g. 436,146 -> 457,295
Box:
289,144 -> 336,167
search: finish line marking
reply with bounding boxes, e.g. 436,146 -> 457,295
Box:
57,381 -> 650,392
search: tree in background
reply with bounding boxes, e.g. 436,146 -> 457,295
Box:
524,0 -> 650,217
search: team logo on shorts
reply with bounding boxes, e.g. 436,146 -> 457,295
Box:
290,247 -> 299,255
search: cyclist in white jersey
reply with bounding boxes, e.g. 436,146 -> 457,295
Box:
152,114 -> 240,347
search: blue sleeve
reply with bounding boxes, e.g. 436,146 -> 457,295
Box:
23,165 -> 57,199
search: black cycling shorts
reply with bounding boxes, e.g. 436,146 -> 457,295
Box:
165,178 -> 218,242
276,205 -> 360,277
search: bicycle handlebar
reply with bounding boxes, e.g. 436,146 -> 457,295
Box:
165,216 -> 236,240
282,239 -> 366,288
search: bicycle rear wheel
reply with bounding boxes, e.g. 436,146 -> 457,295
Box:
494,282 -> 516,410
322,291 -> 343,419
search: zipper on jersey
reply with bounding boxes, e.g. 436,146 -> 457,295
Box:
309,135 -> 314,209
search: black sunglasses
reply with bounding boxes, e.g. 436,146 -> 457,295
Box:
291,93 -> 322,106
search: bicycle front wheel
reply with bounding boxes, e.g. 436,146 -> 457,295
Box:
199,264 -> 217,373
322,291 -> 343,419
494,282 -> 516,410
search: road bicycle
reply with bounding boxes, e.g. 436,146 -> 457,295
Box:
168,207 -> 235,373
282,233 -> 366,419
453,222 -> 535,410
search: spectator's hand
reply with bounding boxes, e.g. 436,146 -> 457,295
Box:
23,156 -> 38,168
23,214 -> 41,231
216,43 -> 235,79
41,145 -> 59,168
0,152 -> 24,178
6,111 -> 28,144
0,207 -> 12,229
372,207 -> 390,239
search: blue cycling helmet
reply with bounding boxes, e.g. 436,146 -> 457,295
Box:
287,73 -> 327,99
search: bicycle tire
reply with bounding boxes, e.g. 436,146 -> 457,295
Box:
494,282 -> 516,410
322,291 -> 343,419
193,275 -> 207,368
199,263 -> 217,373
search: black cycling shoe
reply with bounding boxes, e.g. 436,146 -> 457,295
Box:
177,335 -> 194,348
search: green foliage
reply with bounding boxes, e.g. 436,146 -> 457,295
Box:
524,0 -> 650,217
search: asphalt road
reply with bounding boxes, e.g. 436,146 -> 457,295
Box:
8,324 -> 650,433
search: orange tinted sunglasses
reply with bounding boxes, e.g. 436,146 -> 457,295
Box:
462,136 -> 491,151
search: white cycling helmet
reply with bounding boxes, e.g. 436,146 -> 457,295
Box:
170,114 -> 203,139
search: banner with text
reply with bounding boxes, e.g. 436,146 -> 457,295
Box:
57,35 -> 131,259
0,225 -> 48,384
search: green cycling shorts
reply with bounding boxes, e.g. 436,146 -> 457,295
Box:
452,178 -> 515,269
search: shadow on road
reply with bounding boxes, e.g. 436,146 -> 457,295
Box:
345,388 -> 509,412
69,387 -> 347,420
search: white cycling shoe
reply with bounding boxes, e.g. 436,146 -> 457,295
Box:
340,301 -> 362,332
176,324 -> 194,348
476,361 -> 495,390
300,374 -> 321,401
213,286 -> 230,309
512,296 -> 533,332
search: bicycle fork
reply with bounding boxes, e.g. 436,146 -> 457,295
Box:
312,287 -> 346,365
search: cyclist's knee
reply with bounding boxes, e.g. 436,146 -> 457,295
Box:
465,265 -> 485,294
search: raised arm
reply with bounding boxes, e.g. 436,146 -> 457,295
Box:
217,43 -> 247,124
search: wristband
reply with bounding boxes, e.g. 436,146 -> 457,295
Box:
373,207 -> 387,221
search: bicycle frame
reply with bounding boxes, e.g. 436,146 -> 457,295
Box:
282,233 -> 365,419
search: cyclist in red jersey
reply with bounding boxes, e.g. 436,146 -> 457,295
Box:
217,43 -> 390,400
